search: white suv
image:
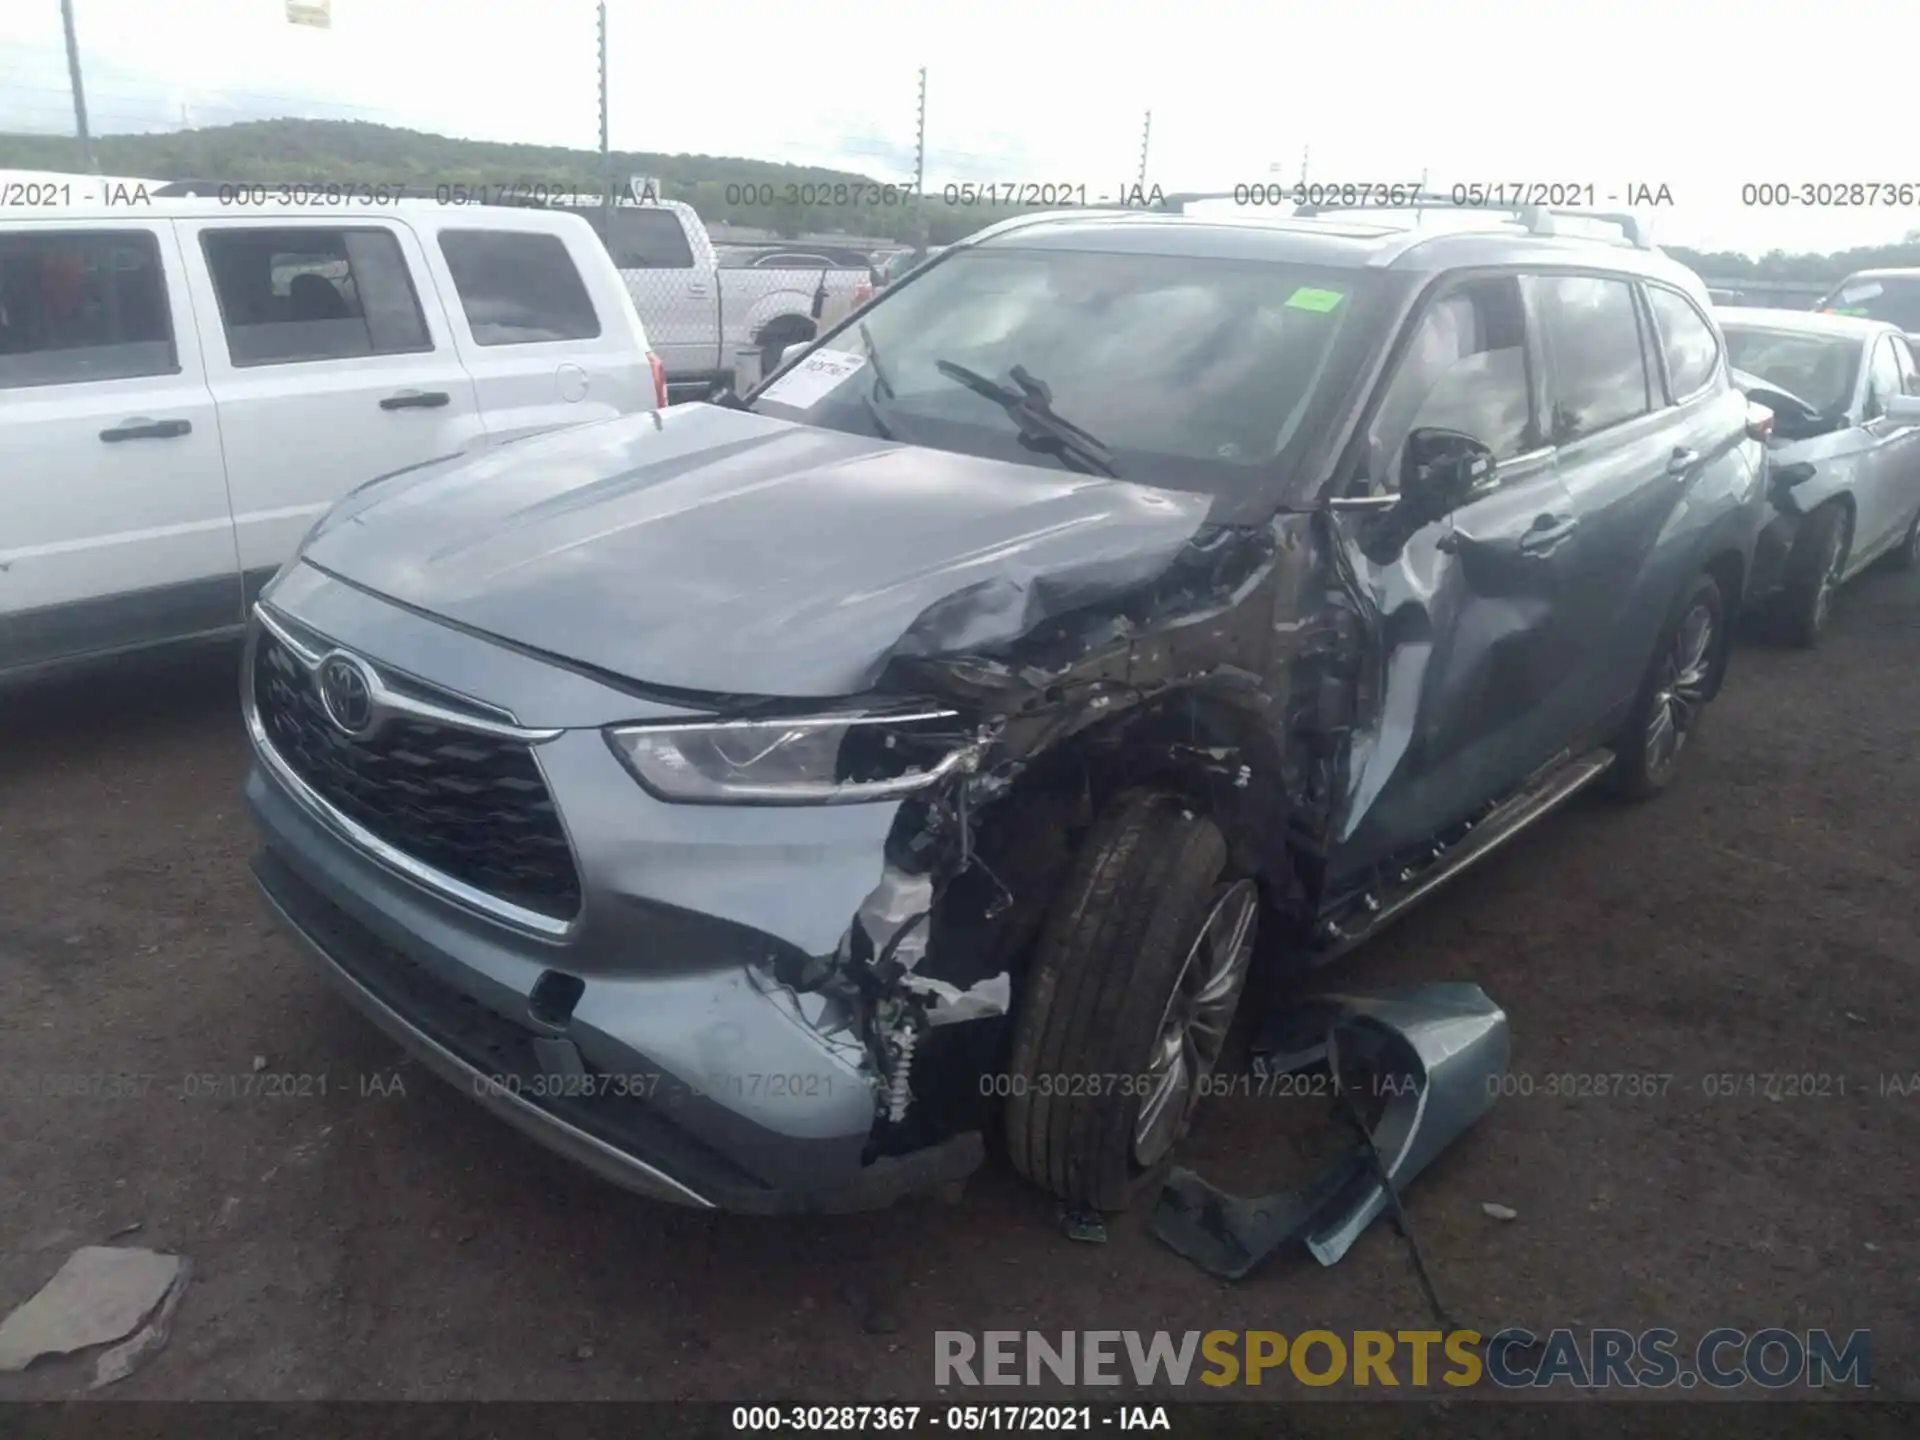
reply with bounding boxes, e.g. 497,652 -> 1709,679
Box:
0,196 -> 665,680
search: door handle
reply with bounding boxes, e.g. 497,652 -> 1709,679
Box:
1666,447 -> 1700,476
1517,513 -> 1580,555
99,417 -> 191,442
380,390 -> 450,410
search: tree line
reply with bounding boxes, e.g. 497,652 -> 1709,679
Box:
6,119 -> 1918,271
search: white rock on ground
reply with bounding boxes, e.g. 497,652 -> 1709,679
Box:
0,1246 -> 184,1372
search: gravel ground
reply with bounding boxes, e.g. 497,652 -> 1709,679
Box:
1,561 -> 1915,1404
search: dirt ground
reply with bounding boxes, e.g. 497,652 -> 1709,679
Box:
1,560 -> 1916,1406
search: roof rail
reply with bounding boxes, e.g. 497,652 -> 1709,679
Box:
1291,192 -> 1654,249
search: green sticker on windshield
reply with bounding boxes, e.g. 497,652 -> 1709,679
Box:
1285,286 -> 1346,313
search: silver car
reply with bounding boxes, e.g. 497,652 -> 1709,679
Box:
1722,309 -> 1920,644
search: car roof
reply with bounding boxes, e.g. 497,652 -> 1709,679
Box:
1833,267 -> 1920,281
1717,307 -> 1891,340
961,207 -> 1707,291
0,194 -> 608,235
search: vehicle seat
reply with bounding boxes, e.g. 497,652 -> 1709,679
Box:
289,274 -> 349,322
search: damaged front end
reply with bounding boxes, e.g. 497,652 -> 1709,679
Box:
737,511 -> 1362,1185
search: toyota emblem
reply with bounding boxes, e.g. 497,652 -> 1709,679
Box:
317,653 -> 376,736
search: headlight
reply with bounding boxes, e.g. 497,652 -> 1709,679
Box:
605,708 -> 978,805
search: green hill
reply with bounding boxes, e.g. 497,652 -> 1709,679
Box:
0,118 -> 1029,244
9,120 -> 1920,275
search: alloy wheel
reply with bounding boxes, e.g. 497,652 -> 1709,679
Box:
1133,878 -> 1259,1167
1643,602 -> 1716,780
1811,524 -> 1847,632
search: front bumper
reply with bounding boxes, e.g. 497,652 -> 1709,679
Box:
242,567 -> 982,1214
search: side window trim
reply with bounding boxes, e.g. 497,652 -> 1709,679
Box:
1332,265 -> 1545,503
196,222 -> 434,369
1635,283 -> 1675,406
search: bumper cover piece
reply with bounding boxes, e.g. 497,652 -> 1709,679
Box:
1151,982 -> 1509,1278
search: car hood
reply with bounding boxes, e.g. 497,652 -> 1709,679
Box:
300,404 -> 1215,698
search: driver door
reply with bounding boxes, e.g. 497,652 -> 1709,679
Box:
1325,272 -> 1584,886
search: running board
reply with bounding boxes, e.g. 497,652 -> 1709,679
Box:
1316,748 -> 1616,962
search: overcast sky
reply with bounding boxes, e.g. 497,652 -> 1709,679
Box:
3,0 -> 1914,257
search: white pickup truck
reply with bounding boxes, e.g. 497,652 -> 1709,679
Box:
555,199 -> 871,402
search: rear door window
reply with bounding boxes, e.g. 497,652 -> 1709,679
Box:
1645,285 -> 1721,401
437,230 -> 602,346
0,229 -> 176,387
201,226 -> 431,367
1525,274 -> 1653,442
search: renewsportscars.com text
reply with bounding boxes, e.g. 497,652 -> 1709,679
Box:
933,1327 -> 1871,1390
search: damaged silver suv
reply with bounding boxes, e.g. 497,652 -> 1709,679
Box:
243,201 -> 1767,1215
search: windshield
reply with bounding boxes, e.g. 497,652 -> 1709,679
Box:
1819,274 -> 1920,332
1723,327 -> 1860,415
749,246 -> 1381,504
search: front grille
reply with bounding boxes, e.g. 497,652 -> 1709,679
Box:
252,630 -> 581,922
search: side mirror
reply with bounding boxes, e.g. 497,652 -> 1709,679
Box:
779,340 -> 812,369
1885,394 -> 1920,425
1400,428 -> 1495,519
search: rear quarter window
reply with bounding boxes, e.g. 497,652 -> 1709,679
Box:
437,230 -> 602,346
1646,286 -> 1721,400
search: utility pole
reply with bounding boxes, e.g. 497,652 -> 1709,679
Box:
59,0 -> 97,174
1300,144 -> 1310,188
913,66 -> 927,252
597,1 -> 612,220
1136,110 -> 1151,190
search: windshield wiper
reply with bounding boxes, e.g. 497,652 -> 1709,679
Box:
861,322 -> 895,400
932,359 -> 1119,477
858,322 -> 898,439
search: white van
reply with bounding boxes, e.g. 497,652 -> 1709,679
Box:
0,196 -> 665,680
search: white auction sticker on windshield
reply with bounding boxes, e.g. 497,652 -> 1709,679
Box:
762,348 -> 866,408
1840,282 -> 1884,303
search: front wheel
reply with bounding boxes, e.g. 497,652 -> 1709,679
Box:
1610,572 -> 1725,801
1770,503 -> 1850,647
1004,791 -> 1258,1213
757,323 -> 814,382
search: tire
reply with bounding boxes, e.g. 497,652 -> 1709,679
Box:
1769,503 -> 1850,647
758,323 -> 814,381
1888,506 -> 1920,573
1610,572 -> 1726,801
1004,790 -> 1259,1212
